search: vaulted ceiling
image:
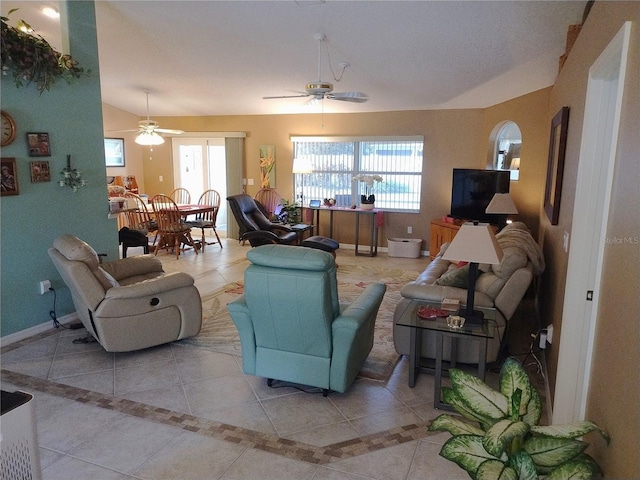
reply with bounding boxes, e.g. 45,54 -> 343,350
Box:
3,1 -> 587,117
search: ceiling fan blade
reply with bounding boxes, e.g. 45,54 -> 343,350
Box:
263,94 -> 310,100
107,129 -> 140,133
329,92 -> 369,103
155,128 -> 185,135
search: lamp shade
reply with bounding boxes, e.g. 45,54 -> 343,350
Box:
486,193 -> 518,214
135,131 -> 165,146
292,157 -> 313,173
442,222 -> 503,265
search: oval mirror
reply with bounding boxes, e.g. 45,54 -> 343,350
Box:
489,121 -> 522,181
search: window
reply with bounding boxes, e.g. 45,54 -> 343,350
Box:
291,136 -> 423,212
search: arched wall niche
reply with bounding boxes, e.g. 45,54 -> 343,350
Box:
487,120 -> 522,181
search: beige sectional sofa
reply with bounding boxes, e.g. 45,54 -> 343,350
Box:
393,222 -> 544,364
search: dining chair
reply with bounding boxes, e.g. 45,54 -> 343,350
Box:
185,189 -> 222,250
122,192 -> 158,257
170,187 -> 191,205
253,187 -> 283,221
150,194 -> 199,259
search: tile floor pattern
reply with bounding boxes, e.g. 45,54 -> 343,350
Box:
2,235 -> 485,479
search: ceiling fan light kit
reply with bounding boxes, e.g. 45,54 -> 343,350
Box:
135,131 -> 165,146
263,34 -> 368,105
130,92 -> 183,145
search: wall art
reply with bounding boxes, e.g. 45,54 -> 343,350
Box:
544,107 -> 570,225
1,158 -> 19,196
30,160 -> 51,183
27,132 -> 51,157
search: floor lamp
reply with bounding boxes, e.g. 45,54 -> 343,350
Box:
442,221 -> 503,328
292,157 -> 313,206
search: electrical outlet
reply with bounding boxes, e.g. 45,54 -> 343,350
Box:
539,331 -> 547,349
247,178 -> 254,186
159,175 -> 163,182
39,280 -> 51,295
407,226 -> 412,234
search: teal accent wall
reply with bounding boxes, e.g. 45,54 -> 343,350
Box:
1,1 -> 117,336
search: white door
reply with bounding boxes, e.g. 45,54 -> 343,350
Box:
172,138 -> 228,231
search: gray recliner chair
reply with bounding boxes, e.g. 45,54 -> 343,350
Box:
48,234 -> 202,352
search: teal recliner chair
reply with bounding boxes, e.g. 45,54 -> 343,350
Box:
228,244 -> 386,395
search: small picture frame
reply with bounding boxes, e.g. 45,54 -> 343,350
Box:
30,160 -> 51,183
1,158 -> 19,196
104,138 -> 125,167
544,107 -> 570,225
27,132 -> 51,157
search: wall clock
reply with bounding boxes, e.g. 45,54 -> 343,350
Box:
1,110 -> 17,147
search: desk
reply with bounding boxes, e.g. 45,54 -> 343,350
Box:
310,206 -> 381,256
395,300 -> 494,410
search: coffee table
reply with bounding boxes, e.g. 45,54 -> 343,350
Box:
395,300 -> 495,410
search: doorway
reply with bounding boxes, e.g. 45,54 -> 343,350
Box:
172,138 -> 228,232
552,22 -> 631,424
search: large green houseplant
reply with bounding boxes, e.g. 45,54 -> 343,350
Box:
429,357 -> 609,479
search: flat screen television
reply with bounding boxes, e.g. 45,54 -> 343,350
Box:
450,168 -> 510,225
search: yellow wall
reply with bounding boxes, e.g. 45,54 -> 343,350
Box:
541,2 -> 639,476
102,103 -> 147,193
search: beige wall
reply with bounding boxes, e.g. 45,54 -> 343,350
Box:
482,87 -> 551,239
130,107 -> 551,249
102,103 -> 146,193
540,2 -> 639,476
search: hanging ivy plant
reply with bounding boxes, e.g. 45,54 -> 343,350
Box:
1,9 -> 89,92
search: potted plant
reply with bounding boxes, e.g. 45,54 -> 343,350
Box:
1,10 -> 89,92
352,174 -> 383,209
276,199 -> 301,224
429,357 -> 609,479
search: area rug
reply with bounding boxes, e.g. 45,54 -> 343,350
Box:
176,262 -> 420,383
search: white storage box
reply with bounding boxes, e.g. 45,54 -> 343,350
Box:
388,238 -> 422,258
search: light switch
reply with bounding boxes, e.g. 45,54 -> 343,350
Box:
159,175 -> 163,182
248,178 -> 254,186
563,231 -> 569,252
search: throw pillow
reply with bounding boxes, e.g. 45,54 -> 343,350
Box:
436,264 -> 471,288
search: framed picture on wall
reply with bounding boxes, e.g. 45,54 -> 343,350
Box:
104,138 -> 125,167
544,107 -> 570,225
27,132 -> 51,157
30,160 -> 51,183
1,158 -> 19,196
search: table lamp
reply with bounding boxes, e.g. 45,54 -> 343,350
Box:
442,221 -> 503,327
486,193 -> 518,229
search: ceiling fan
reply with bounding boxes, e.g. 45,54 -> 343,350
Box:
113,92 -> 184,145
263,34 -> 369,104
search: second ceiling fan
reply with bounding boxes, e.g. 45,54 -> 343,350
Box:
263,34 -> 369,104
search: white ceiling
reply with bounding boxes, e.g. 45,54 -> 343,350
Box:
3,1 -> 587,117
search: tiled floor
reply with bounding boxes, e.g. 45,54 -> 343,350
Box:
2,234 -> 516,480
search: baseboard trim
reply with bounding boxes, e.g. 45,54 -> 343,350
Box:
0,313 -> 79,348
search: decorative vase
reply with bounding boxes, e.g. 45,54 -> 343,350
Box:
360,203 -> 375,210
